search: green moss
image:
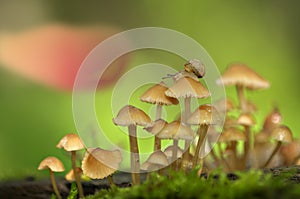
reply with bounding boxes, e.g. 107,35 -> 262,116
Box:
84,169 -> 300,199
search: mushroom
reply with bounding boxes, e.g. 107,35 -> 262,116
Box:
56,133 -> 85,198
218,127 -> 246,171
65,167 -> 83,182
216,63 -> 269,113
140,82 -> 178,151
280,139 -> 300,165
262,107 -> 282,134
163,145 -> 184,163
237,113 -> 256,169
157,121 -> 194,169
38,156 -> 65,199
82,147 -> 122,186
165,77 -> 210,167
187,104 -> 220,168
113,105 -> 151,185
141,151 -> 169,175
263,125 -> 293,168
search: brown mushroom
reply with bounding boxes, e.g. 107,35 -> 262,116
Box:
165,77 -> 210,168
264,125 -> 293,168
216,63 -> 269,113
57,133 -> 85,198
113,105 -> 151,185
38,156 -> 65,199
187,104 -> 220,168
65,167 -> 83,182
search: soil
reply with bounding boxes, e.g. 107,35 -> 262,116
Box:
0,166 -> 299,199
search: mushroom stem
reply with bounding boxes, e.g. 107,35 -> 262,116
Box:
192,124 -> 209,168
208,141 -> 220,167
71,151 -> 84,198
128,124 -> 140,185
263,141 -> 282,168
230,141 -> 239,170
236,85 -> 247,113
181,97 -> 191,169
217,143 -> 232,171
242,126 -> 252,169
154,104 -> 163,151
171,139 -> 179,170
49,169 -> 62,199
107,175 -> 115,188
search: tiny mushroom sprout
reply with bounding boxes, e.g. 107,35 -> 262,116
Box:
140,82 -> 178,151
187,104 -> 220,168
216,63 -> 270,113
82,147 -> 122,185
165,77 -> 210,167
113,105 -> 151,185
141,150 -> 169,174
264,125 -> 293,168
56,133 -> 85,198
38,156 -> 65,199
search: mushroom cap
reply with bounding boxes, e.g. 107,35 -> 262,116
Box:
141,151 -> 169,171
184,59 -> 205,78
263,107 -> 282,133
163,145 -> 184,159
38,156 -> 65,172
157,121 -> 194,140
56,133 -> 85,151
271,125 -> 293,143
237,113 -> 256,126
165,77 -> 210,99
216,63 -> 270,90
113,105 -> 151,127
144,119 -> 168,135
280,139 -> 300,165
65,167 -> 83,181
173,71 -> 199,82
187,104 -> 220,125
82,147 -> 122,179
218,127 -> 246,142
140,82 -> 179,105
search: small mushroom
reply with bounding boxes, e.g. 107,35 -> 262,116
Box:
56,133 -> 85,198
187,104 -> 220,168
280,139 -> 300,165
165,77 -> 210,168
237,113 -> 256,169
264,125 -> 293,168
141,150 -> 169,174
38,156 -> 65,199
82,148 -> 122,179
262,107 -> 282,134
113,105 -> 151,185
65,167 -> 83,182
216,63 -> 269,113
163,145 -> 184,163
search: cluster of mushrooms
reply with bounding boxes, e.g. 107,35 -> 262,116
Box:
38,60 -> 299,198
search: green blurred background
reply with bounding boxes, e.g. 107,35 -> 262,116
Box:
0,0 -> 299,179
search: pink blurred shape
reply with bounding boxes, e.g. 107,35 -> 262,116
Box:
0,24 -> 129,90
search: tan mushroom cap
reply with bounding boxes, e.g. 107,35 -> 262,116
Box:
65,167 -> 83,181
38,156 -> 65,172
144,119 -> 168,135
163,145 -> 184,159
263,107 -> 282,133
280,139 -> 300,165
237,113 -> 256,126
157,121 -> 194,140
56,133 -> 85,151
113,105 -> 151,127
140,82 -> 179,105
187,104 -> 220,125
254,130 -> 271,144
82,147 -> 122,179
216,63 -> 270,90
141,151 -> 169,171
218,127 -> 246,142
165,77 -> 211,99
271,125 -> 293,143
173,71 -> 199,81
